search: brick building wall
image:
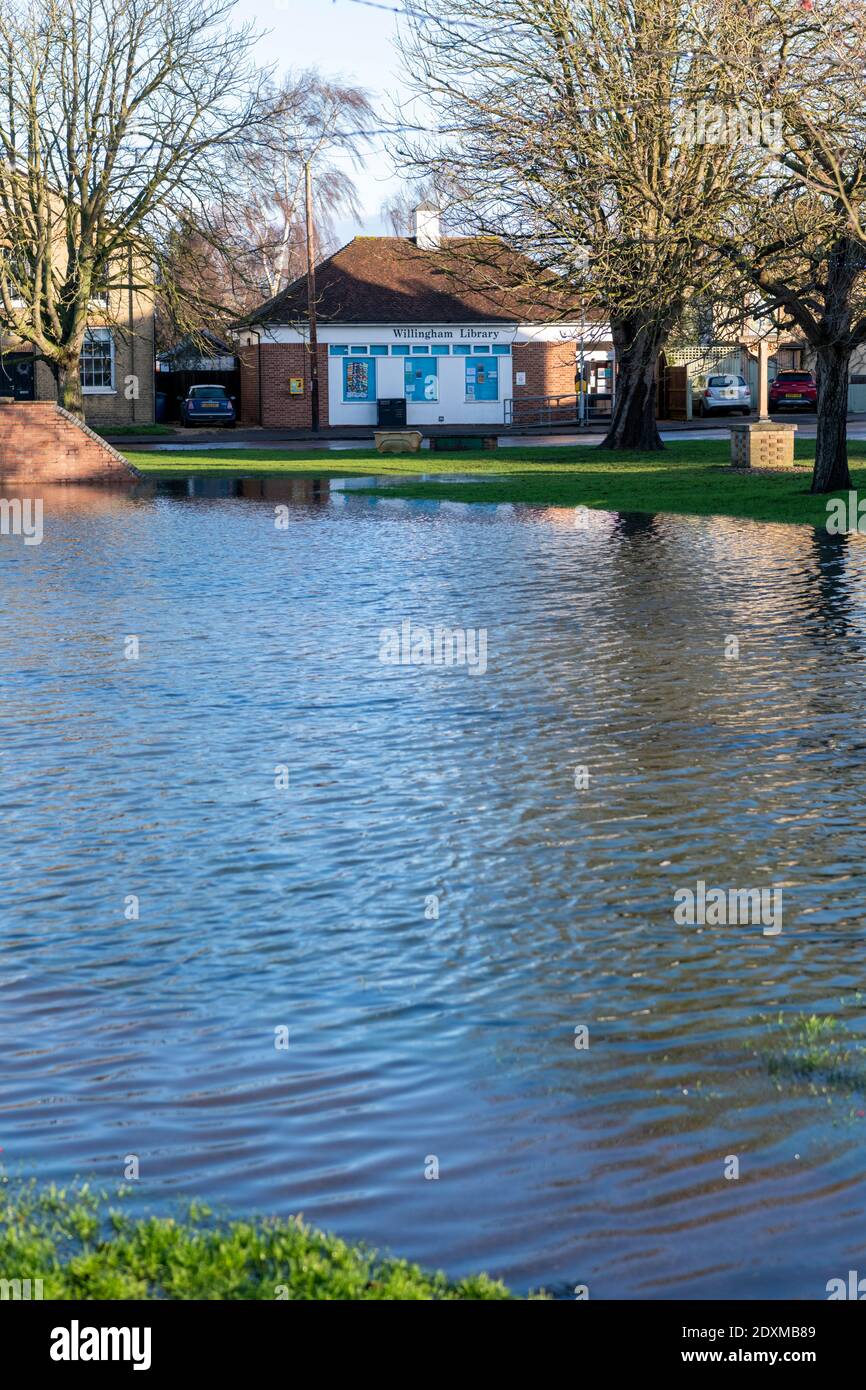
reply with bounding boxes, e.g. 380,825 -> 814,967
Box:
512,340 -> 578,403
238,343 -> 260,425
245,343 -> 330,429
3,270 -> 155,428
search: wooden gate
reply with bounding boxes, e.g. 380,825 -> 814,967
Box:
658,361 -> 688,419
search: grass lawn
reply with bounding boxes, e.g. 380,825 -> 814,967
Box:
0,1182 -> 519,1300
96,423 -> 175,437
126,437 -> 866,527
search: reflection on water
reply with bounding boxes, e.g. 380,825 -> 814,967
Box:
2,478 -> 866,1298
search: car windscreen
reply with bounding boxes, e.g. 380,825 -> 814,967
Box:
708,376 -> 740,386
189,386 -> 228,399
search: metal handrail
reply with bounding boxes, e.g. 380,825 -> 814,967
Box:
504,392 -> 611,428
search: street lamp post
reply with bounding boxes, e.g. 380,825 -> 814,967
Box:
304,158 -> 319,434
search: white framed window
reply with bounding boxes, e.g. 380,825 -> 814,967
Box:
2,253 -> 29,308
80,328 -> 115,393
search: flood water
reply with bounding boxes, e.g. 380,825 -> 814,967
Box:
2,475 -> 866,1299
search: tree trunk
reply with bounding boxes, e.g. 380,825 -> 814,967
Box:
811,343 -> 852,493
55,352 -> 84,418
599,316 -> 667,451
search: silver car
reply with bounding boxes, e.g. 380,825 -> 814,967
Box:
694,373 -> 752,417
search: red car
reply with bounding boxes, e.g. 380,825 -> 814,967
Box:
768,370 -> 817,411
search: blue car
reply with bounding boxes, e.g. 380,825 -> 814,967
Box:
181,384 -> 236,427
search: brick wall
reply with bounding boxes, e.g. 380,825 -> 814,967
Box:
512,340 -> 577,402
254,344 -> 331,429
256,343 -> 329,429
4,297 -> 155,428
238,344 -> 260,424
0,402 -> 140,483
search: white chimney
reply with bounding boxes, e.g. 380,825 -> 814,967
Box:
413,201 -> 440,249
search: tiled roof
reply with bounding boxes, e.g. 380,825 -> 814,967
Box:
242,236 -> 585,327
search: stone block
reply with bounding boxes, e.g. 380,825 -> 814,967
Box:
730,421 -> 797,469
374,430 -> 423,455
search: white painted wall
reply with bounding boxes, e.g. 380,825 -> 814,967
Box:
328,353 -> 512,426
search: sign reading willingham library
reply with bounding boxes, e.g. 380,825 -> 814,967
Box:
391,327 -> 503,341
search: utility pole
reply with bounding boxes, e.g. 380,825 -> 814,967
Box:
578,294 -> 586,428
304,158 -> 319,432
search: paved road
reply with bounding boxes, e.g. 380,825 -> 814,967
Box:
129,414 -> 866,453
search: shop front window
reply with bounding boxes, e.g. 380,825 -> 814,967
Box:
404,357 -> 438,403
343,356 -> 376,402
465,355 -> 499,402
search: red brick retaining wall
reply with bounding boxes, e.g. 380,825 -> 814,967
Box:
0,402 -> 140,483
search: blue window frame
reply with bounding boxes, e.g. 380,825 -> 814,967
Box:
452,344 -> 471,355
473,345 -> 491,354
411,345 -> 430,354
492,344 -> 512,355
390,345 -> 410,355
465,355 -> 499,402
329,345 -> 348,356
343,356 -> 376,402
431,345 -> 450,355
405,357 -> 438,402
350,345 -> 368,354
370,344 -> 388,356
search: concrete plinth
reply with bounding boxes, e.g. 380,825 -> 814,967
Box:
730,420 -> 797,470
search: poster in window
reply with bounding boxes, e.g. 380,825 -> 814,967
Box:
345,360 -> 370,400
404,360 -> 438,402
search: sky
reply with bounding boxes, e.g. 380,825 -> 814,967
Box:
233,0 -> 410,242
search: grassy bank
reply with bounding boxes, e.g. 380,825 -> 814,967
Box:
0,1182 -> 515,1300
126,438 -> 866,527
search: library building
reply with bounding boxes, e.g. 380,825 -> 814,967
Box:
236,205 -> 613,431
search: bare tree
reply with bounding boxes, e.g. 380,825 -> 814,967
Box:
0,0 -> 269,415
727,0 -> 866,491
225,72 -> 374,301
156,73 -> 374,343
396,0 -> 763,450
158,70 -> 376,348
380,183 -> 436,237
